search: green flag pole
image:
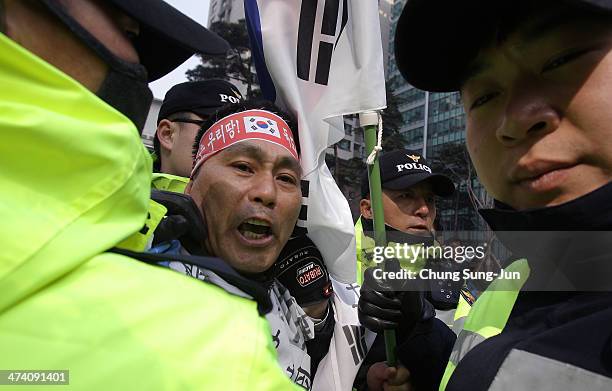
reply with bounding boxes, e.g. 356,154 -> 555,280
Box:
359,111 -> 396,366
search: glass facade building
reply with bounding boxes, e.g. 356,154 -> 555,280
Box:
385,0 -> 489,233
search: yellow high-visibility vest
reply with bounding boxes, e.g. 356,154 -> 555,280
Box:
439,259 -> 530,390
0,33 -> 297,391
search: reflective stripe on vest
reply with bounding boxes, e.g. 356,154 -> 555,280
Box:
489,349 -> 612,391
439,259 -> 531,391
451,295 -> 472,334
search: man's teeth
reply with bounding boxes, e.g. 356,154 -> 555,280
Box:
245,218 -> 270,227
242,231 -> 266,240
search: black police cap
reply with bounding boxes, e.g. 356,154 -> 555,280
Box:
394,0 -> 612,92
361,149 -> 455,198
157,80 -> 243,124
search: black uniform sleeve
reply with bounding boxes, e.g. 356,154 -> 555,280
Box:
353,317 -> 456,391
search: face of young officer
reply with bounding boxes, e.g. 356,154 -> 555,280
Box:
5,0 -> 139,92
462,12 -> 612,210
187,140 -> 302,274
157,114 -> 204,178
361,181 -> 437,234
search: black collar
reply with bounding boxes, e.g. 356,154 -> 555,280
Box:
478,181 -> 612,291
480,181 -> 612,232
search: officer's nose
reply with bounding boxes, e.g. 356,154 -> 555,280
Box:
413,196 -> 430,218
496,81 -> 560,147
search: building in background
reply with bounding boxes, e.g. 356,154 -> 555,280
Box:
384,0 -> 490,234
325,115 -> 366,219
208,0 -> 244,24
379,0 -> 394,76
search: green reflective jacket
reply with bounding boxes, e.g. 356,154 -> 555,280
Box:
151,172 -> 189,193
439,259 -> 530,390
0,33 -> 296,390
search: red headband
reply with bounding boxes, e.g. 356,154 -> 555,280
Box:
191,109 -> 299,178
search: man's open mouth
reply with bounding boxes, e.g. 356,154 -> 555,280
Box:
237,218 -> 273,240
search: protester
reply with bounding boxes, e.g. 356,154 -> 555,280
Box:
360,0 -> 612,390
275,235 -> 411,391
152,99 -> 319,387
153,79 -> 243,191
0,0 -> 296,389
149,98 -> 404,390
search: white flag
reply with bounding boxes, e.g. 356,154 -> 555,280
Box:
245,0 -> 386,283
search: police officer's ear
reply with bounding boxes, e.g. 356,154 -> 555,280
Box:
360,197 -> 373,219
156,119 -> 178,153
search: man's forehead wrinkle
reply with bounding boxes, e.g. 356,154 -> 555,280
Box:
223,142 -> 265,159
221,141 -> 301,172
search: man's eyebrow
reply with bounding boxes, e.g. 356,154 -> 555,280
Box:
223,142 -> 302,175
277,156 -> 302,176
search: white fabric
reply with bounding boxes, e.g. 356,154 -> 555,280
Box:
248,0 -> 386,283
266,281 -> 316,389
168,261 -> 377,390
312,278 -> 377,391
168,261 -> 316,389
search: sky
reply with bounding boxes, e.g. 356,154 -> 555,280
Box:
149,0 -> 211,99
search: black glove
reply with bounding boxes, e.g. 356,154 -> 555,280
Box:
358,259 -> 430,334
151,189 -> 208,255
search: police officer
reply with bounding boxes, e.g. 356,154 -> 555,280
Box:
153,79 -> 243,192
360,1 -> 612,390
356,149 -> 459,314
356,149 -> 457,390
0,1 -> 296,389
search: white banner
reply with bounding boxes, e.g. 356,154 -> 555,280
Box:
245,0 -> 386,283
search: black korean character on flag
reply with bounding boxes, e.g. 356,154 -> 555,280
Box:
342,325 -> 368,365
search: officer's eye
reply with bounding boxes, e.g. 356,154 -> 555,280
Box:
542,48 -> 591,73
399,192 -> 415,199
470,92 -> 499,110
125,30 -> 138,43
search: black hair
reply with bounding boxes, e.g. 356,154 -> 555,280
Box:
152,111 -> 193,172
192,98 -> 300,165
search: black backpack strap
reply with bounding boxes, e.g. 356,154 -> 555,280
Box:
108,247 -> 272,315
